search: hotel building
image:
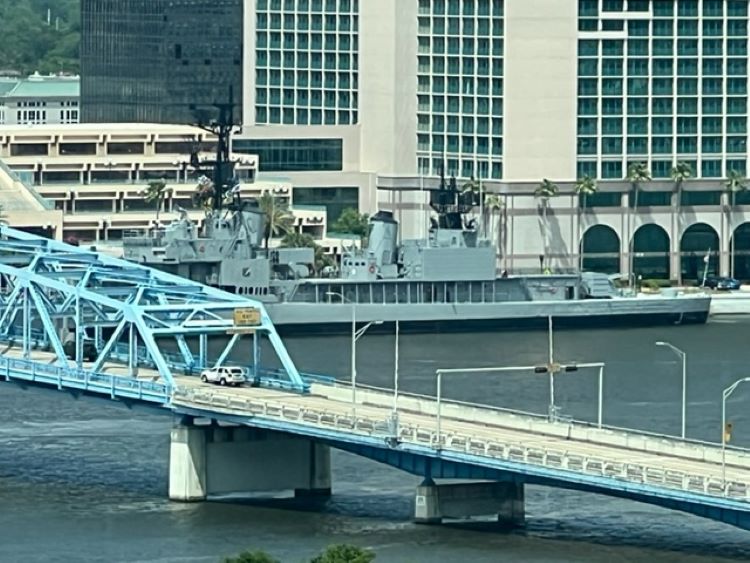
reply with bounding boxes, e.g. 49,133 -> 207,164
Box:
80,0 -> 750,279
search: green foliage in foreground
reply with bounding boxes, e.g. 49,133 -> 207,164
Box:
223,544 -> 375,563
223,551 -> 280,563
311,544 -> 375,563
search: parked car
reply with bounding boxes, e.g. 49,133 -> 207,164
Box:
200,366 -> 248,387
702,276 -> 741,290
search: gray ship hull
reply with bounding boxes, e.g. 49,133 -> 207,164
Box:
265,294 -> 711,335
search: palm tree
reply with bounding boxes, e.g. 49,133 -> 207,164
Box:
575,176 -> 598,272
143,179 -> 170,226
258,192 -> 294,249
484,194 -> 504,266
535,179 -> 559,271
281,231 -> 333,274
460,176 -> 484,232
726,170 -> 748,278
626,162 -> 651,287
670,162 -> 692,284
192,175 -> 215,212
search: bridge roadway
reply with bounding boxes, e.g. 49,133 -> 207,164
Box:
171,376 -> 750,489
6,345 -> 750,528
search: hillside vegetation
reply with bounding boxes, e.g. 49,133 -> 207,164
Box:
0,0 -> 79,75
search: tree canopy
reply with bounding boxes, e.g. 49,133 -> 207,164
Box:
331,208 -> 369,238
223,551 -> 279,563
310,544 -> 375,563
0,0 -> 80,75
223,544 -> 375,563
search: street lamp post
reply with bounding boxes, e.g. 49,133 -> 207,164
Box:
436,361 -> 605,446
326,291 -> 382,418
721,377 -> 750,484
393,319 -> 399,413
655,341 -> 687,439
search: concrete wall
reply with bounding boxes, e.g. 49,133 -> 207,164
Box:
415,481 -> 524,525
503,1 -> 577,181
169,423 -> 331,501
359,0 -> 418,177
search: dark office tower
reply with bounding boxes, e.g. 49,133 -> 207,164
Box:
81,0 -> 243,124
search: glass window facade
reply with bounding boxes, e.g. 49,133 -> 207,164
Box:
255,0 -> 359,126
233,138 -> 343,171
81,0 -> 243,124
577,0 -> 749,179
417,0 -> 504,179
292,186 -> 358,223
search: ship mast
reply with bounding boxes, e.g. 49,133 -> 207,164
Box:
191,87 -> 238,212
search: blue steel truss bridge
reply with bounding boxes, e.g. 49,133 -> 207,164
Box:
0,226 -> 749,532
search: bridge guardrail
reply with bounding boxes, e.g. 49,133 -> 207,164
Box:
172,385 -> 750,504
317,379 -> 750,463
0,355 -> 170,403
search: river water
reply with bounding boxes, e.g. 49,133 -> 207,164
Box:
1,318 -> 750,562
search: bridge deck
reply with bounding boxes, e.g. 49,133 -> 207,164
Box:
6,346 -> 750,510
171,376 -> 750,488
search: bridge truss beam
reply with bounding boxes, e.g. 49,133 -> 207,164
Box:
0,227 -> 305,390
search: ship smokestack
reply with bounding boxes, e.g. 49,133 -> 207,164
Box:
367,211 -> 398,267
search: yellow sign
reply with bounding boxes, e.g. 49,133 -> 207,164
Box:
233,307 -> 261,327
725,422 -> 733,443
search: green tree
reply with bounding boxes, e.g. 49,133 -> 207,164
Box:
332,208 -> 369,238
222,550 -> 279,563
626,162 -> 651,286
575,176 -> 598,272
0,1 -> 80,75
143,178 -> 170,226
534,179 -> 559,272
258,192 -> 294,249
670,162 -> 692,283
575,175 -> 598,208
192,175 -> 215,211
280,231 -> 334,274
310,544 -> 375,563
460,176 -> 482,208
726,169 -> 748,278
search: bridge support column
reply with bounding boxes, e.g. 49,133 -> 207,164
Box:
169,422 -> 331,502
414,480 -> 524,526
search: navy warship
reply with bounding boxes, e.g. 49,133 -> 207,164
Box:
122,178 -> 711,335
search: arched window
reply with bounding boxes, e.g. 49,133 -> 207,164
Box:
580,225 -> 620,273
680,223 -> 719,282
732,223 -> 750,280
632,224 -> 670,279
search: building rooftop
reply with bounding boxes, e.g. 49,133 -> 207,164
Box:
5,74 -> 81,98
2,73 -> 79,100
0,122 -> 209,136
0,78 -> 18,97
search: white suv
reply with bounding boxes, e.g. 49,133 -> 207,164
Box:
200,366 -> 248,387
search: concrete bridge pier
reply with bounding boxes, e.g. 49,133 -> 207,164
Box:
168,421 -> 331,502
414,480 -> 524,527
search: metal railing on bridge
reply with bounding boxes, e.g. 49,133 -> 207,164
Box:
0,354 -> 170,404
172,383 -> 750,504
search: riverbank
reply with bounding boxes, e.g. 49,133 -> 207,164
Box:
709,288 -> 750,315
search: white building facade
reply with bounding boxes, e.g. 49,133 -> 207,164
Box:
0,74 -> 80,126
238,0 -> 750,281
